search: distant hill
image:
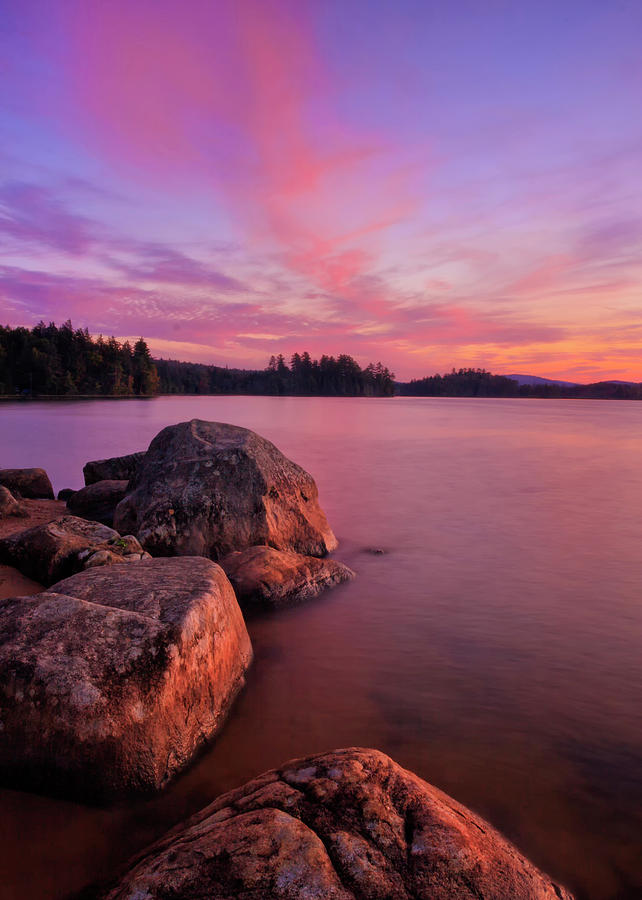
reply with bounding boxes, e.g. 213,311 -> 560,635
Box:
505,374 -> 640,388
504,373 -> 579,388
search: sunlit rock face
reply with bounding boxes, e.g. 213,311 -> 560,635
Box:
0,557 -> 252,802
114,419 -> 338,559
220,544 -> 355,611
98,748 -> 574,900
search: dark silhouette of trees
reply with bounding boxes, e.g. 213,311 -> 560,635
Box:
400,368 -> 520,397
155,351 -> 396,396
0,322 -> 395,398
0,322 -> 157,396
132,337 -> 160,395
397,367 -> 642,399
2,324 -> 640,400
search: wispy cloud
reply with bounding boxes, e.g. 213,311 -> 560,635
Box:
1,0 -> 641,380
0,182 -> 99,255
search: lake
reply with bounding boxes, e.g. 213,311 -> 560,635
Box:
1,395 -> 641,900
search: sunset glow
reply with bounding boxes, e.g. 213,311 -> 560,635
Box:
2,0 -> 641,381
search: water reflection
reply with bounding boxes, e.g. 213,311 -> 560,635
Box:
0,396 -> 641,899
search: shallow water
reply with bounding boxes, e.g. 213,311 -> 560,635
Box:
0,395 -> 641,900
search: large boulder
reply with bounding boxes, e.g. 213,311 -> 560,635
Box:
0,485 -> 28,519
0,516 -> 148,586
97,748 -> 573,899
83,451 -> 145,486
0,557 -> 252,801
220,545 -> 355,611
114,420 -> 338,559
0,467 -> 53,499
67,480 -> 129,527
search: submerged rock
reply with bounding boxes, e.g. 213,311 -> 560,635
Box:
220,545 -> 355,611
0,467 -> 54,499
97,748 -> 573,899
83,451 -> 146,486
0,486 -> 28,519
0,557 -> 252,801
114,420 -> 338,559
0,515 -> 149,586
67,479 -> 129,527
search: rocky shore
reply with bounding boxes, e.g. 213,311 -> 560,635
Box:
0,557 -> 252,801
93,748 -> 572,900
0,419 -> 574,897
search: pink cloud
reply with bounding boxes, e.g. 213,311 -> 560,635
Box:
42,0 -> 423,300
504,255 -> 575,297
109,244 -> 247,292
0,183 -> 98,255
3,0 -> 642,384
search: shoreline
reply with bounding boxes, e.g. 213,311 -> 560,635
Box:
1,392 -> 640,403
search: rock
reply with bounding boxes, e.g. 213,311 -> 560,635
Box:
80,548 -> 115,568
0,467 -> 54,499
80,540 -> 152,571
0,485 -> 28,519
0,557 -> 252,801
67,480 -> 129,527
57,488 -> 76,502
97,748 -> 573,900
0,516 -> 148,586
79,540 -> 151,569
83,451 -> 145,486
220,545 -> 355,611
114,420 -> 338,559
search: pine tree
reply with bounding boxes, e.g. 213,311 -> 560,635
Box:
132,338 -> 160,395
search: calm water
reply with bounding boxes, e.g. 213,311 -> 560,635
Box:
1,396 -> 641,900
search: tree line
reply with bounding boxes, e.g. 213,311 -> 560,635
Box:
156,351 -> 395,396
398,367 -> 642,399
0,322 -> 395,397
0,321 -> 159,396
400,368 -> 520,397
3,324 -> 638,400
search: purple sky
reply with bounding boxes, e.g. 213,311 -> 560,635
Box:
1,0 -> 641,380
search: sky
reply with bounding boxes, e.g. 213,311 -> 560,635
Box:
1,0 -> 641,382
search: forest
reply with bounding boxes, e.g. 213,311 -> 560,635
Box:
399,367 -> 642,399
2,325 -> 639,401
0,322 -> 396,397
0,321 -> 159,396
400,368 -> 520,397
157,353 -> 395,396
